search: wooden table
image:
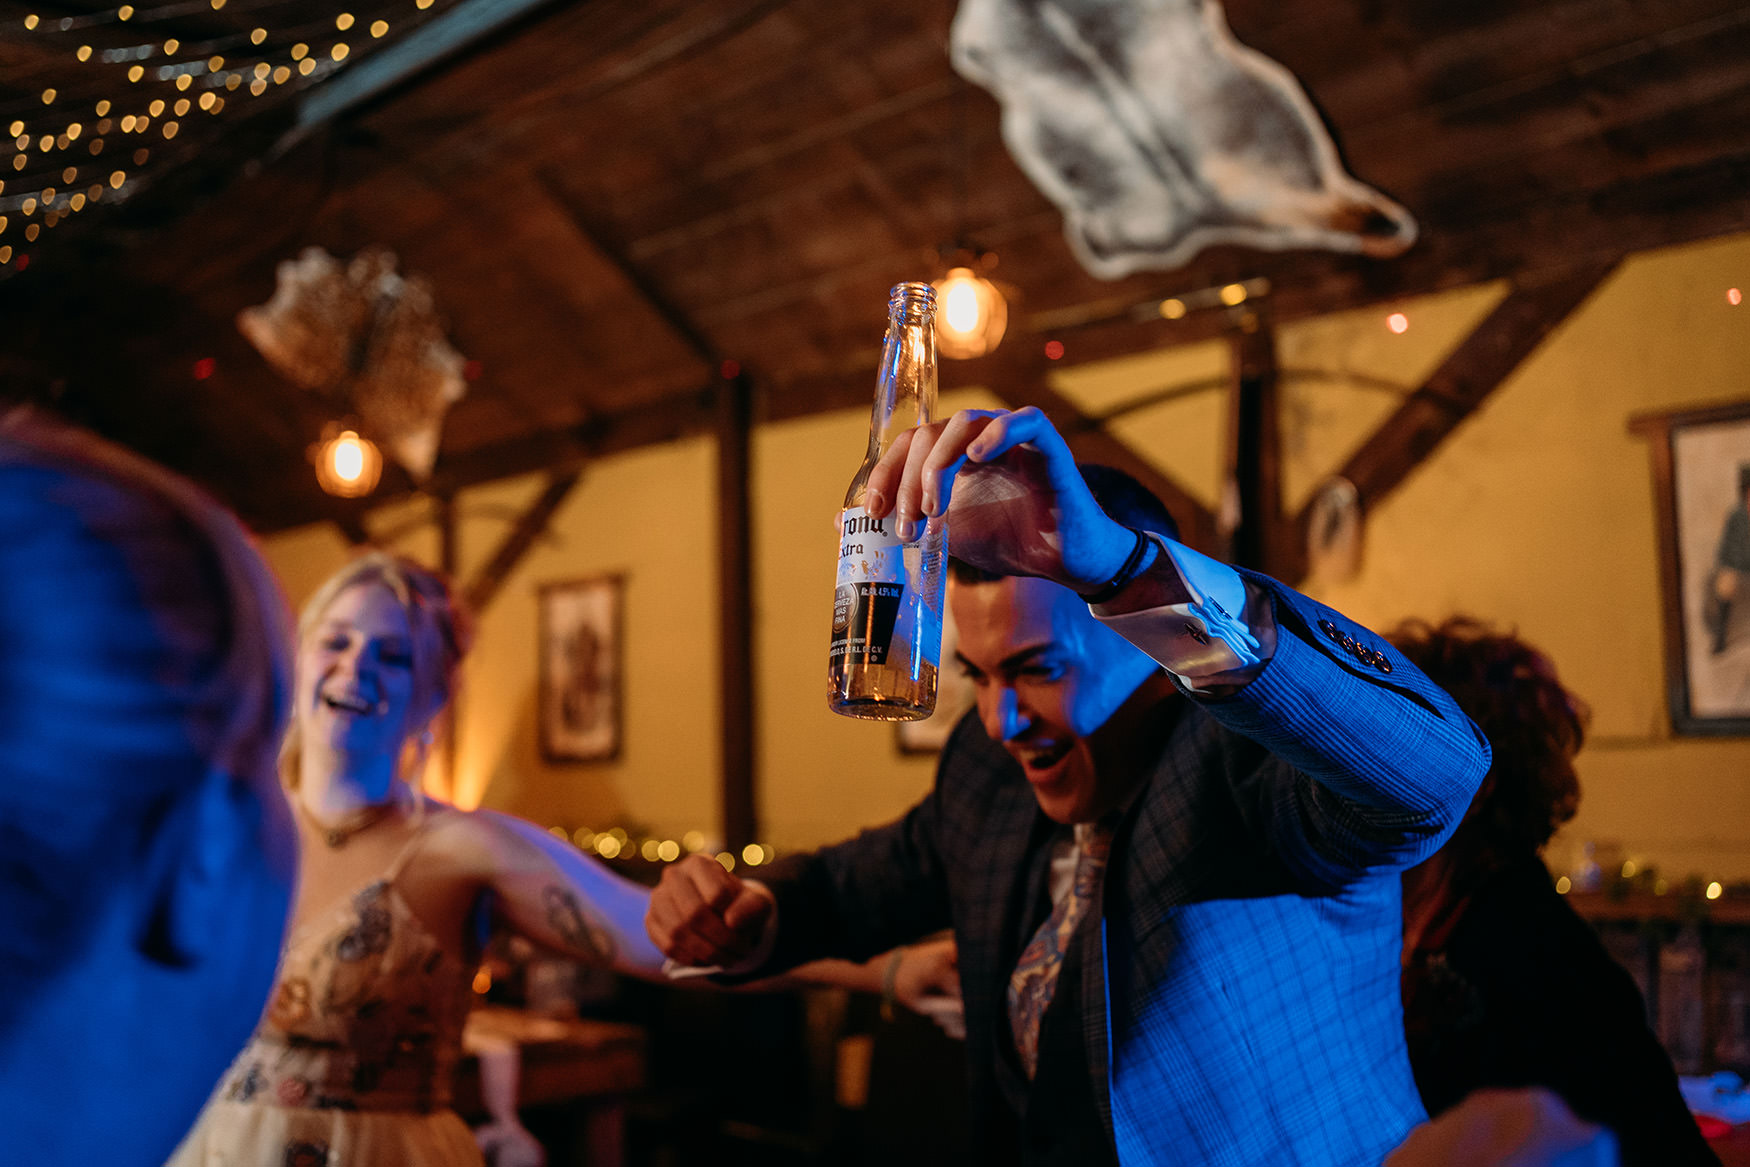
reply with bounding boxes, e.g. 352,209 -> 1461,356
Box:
454,1008 -> 647,1165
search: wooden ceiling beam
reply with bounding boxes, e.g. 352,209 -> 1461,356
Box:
462,468 -> 582,613
1298,259 -> 1619,550
287,0 -> 565,146
532,169 -> 721,368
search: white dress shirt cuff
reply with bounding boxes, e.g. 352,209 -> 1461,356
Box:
1091,533 -> 1274,691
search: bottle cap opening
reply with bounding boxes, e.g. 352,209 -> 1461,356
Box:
888,282 -> 938,316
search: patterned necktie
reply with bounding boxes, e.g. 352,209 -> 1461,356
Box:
1007,820 -> 1114,1080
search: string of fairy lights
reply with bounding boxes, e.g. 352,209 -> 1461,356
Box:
0,0 -> 449,272
543,825 -> 777,874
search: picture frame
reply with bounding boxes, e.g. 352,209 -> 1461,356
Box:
1630,400 -> 1750,735
538,575 -> 624,762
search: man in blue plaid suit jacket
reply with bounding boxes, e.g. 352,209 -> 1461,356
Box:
649,408 -> 1491,1166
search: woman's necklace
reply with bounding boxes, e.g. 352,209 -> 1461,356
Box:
297,797 -> 401,849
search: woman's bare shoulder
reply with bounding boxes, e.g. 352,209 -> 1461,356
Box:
420,803 -> 557,870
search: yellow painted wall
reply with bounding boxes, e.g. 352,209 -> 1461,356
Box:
259,230 -> 1750,880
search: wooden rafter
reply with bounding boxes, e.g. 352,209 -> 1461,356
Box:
1226,308 -> 1281,573
462,468 -> 582,613
288,0 -> 565,143
981,350 -> 1223,554
1325,261 -> 1619,512
1285,259 -> 1621,580
717,373 -> 756,850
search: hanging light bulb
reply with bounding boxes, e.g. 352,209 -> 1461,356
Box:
931,265 -> 1008,360
314,428 -> 382,497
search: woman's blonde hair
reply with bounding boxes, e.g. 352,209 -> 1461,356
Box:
280,551 -> 473,789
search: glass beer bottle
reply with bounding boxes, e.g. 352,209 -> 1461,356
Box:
827,282 -> 945,721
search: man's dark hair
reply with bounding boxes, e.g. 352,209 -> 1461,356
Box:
948,463 -> 1181,583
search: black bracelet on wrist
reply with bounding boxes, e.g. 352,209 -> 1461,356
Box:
1078,526 -> 1153,605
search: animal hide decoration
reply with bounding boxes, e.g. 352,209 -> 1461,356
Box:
951,0 -> 1418,279
238,246 -> 466,481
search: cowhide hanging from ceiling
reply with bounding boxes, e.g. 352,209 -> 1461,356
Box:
951,0 -> 1418,279
238,246 -> 466,482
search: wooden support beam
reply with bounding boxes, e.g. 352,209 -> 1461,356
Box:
717,373 -> 757,852
1327,261 -> 1618,511
462,469 -> 583,614
1003,390 -> 1221,553
332,509 -> 373,547
1226,308 -> 1283,575
1291,260 -> 1620,580
534,172 -> 721,369
435,492 -> 460,802
289,0 -> 564,141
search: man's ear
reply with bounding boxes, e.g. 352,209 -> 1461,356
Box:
136,767 -> 252,968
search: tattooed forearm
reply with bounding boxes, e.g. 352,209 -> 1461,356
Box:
541,886 -> 616,964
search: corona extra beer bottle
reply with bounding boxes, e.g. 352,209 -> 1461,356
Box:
827,282 -> 944,721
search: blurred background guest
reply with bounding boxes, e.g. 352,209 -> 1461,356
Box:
1392,617 -> 1718,1166
0,415 -> 299,1167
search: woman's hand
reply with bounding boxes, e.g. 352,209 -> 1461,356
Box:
474,1118 -> 546,1167
891,936 -> 965,1040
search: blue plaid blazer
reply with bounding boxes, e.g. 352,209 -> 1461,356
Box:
756,576 -> 1490,1165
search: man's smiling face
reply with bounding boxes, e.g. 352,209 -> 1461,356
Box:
951,573 -> 1165,823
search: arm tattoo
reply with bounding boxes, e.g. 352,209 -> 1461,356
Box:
541,885 -> 616,963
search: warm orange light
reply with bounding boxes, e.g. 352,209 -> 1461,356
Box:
1730,288 -> 1743,307
931,266 -> 1007,359
1708,881 -> 1724,900
314,429 -> 382,497
1387,312 -> 1409,334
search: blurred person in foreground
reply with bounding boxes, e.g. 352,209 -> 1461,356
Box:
1393,617 -> 1718,1166
648,406 -> 1491,1166
0,415 -> 299,1167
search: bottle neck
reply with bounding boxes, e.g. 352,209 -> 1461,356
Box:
848,301 -> 937,507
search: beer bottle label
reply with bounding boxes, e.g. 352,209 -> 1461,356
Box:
831,506 -> 908,665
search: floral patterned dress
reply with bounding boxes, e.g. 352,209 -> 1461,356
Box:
169,824 -> 481,1167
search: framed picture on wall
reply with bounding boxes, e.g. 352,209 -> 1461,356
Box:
896,600 -> 977,754
538,575 -> 624,762
1632,400 -> 1750,735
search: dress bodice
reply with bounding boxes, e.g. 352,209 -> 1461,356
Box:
218,828 -> 475,1116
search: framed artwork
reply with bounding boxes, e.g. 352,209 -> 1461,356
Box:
897,599 -> 978,754
1631,401 -> 1750,735
538,575 -> 624,762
